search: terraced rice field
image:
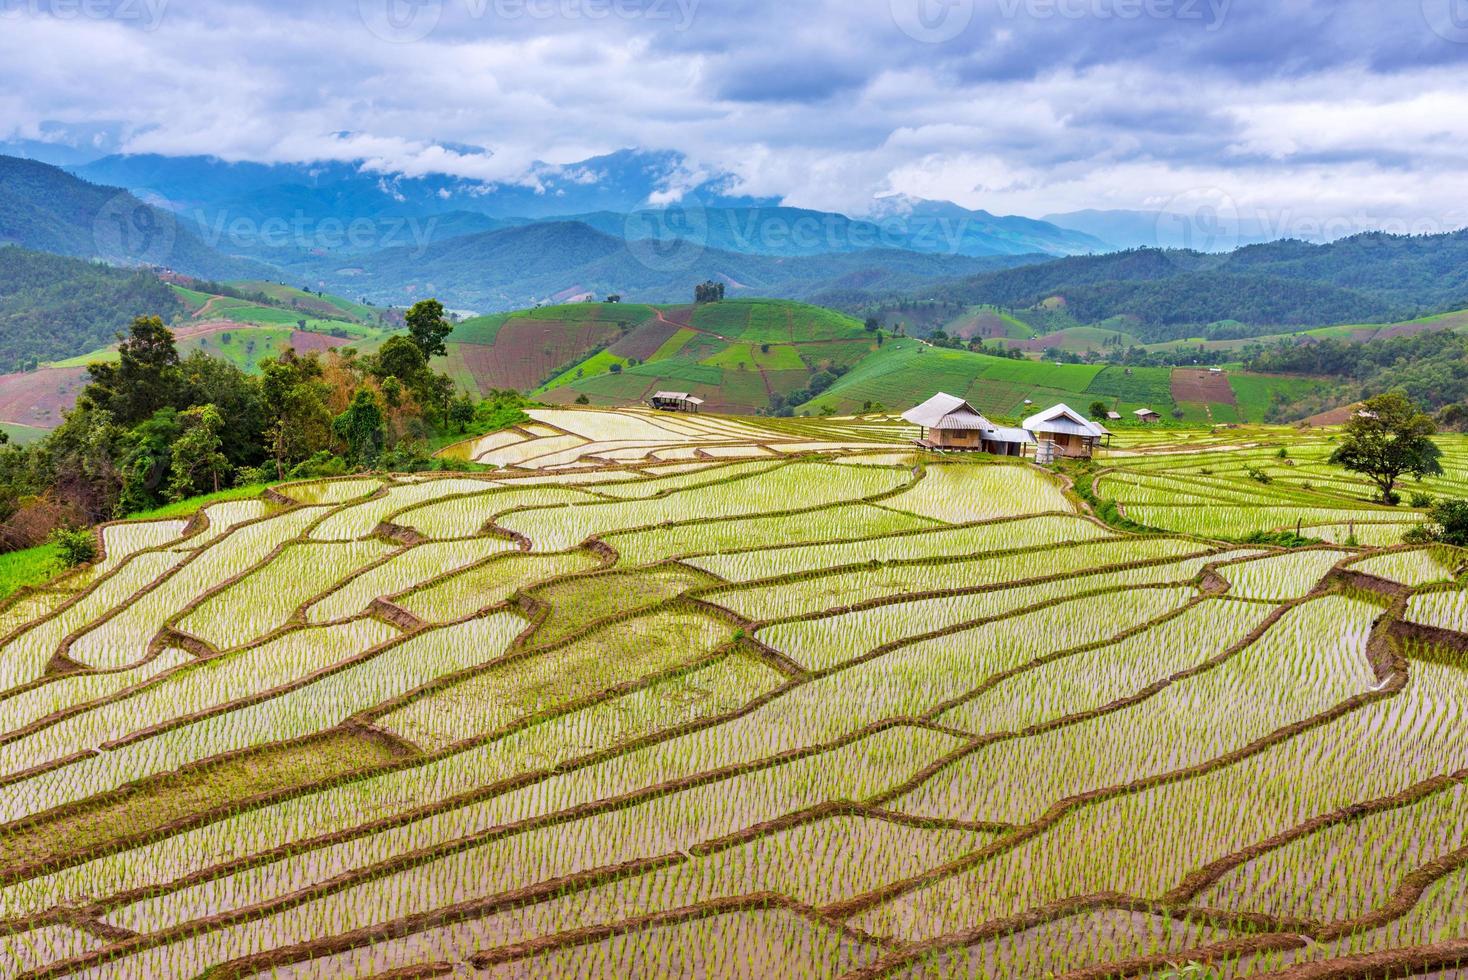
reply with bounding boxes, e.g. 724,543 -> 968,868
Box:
0,409 -> 1466,978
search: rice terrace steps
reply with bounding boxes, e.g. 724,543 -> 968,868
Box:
0,408 -> 1467,976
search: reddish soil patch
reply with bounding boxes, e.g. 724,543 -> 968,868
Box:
1375,311 -> 1468,340
1301,402 -> 1360,426
0,366 -> 89,428
609,318 -> 678,361
288,330 -> 352,353
1171,369 -> 1237,406
173,320 -> 255,340
460,319 -> 624,391
950,312 -> 1011,341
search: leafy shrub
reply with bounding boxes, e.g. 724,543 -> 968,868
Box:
49,527 -> 98,568
1410,490 -> 1433,508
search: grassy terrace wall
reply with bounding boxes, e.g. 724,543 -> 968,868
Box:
0,411 -> 1465,978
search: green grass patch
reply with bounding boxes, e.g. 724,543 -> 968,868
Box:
444,313 -> 510,347
0,422 -> 48,447
0,543 -> 62,602
649,327 -> 697,361
128,484 -> 277,520
538,350 -> 630,392
168,285 -> 214,312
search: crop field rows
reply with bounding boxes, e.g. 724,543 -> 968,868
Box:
439,408 -> 914,470
1091,435 -> 1468,543
0,410 -> 1467,977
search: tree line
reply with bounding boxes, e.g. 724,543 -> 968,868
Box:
0,299 -> 510,553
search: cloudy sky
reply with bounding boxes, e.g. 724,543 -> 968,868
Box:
3,0 -> 1468,227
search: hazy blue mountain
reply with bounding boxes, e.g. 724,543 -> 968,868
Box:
571,202 -> 1109,259
72,149 -> 772,223
306,219 -> 1019,311
0,155 -> 269,280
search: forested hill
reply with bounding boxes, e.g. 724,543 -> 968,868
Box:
0,155 -> 268,281
0,247 -> 183,371
925,231 -> 1468,338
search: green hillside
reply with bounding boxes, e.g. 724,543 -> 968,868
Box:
228,280 -> 383,323
524,299 -> 878,414
0,247 -> 185,371
797,338 -> 1303,422
43,282 -> 395,373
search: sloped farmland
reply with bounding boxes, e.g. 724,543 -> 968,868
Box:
0,415 -> 1467,978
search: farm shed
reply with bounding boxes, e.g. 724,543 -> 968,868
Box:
1023,403 -> 1111,461
902,393 -> 1034,456
1134,408 -> 1162,423
649,391 -> 706,413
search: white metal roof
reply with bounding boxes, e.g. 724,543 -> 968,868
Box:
652,391 -> 692,400
902,393 -> 993,431
1134,408 -> 1161,417
988,425 -> 1036,444
1022,403 -> 1109,439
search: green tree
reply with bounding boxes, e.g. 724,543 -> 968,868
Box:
118,408 -> 181,514
1407,498 -> 1468,546
1329,392 -> 1443,502
167,405 -> 231,501
82,317 -> 188,427
1089,401 -> 1110,420
374,334 -> 430,386
333,389 -> 386,466
448,394 -> 475,433
260,352 -> 333,480
404,299 -> 454,359
180,350 -> 266,467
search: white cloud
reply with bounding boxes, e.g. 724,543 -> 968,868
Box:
0,0 -> 1465,228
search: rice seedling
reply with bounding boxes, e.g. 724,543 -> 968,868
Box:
878,464 -> 1074,522
1350,546 -> 1463,587
274,477 -> 384,505
708,537 -> 1207,622
0,417 -> 1464,979
686,515 -> 1114,583
1405,587 -> 1468,634
177,539 -> 393,649
302,537 -> 517,623
1214,548 -> 1351,600
309,478 -> 495,541
891,595 -> 1380,824
378,610 -> 736,750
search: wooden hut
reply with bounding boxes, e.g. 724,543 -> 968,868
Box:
1134,408 -> 1162,423
649,391 -> 706,413
1023,403 -> 1111,461
901,393 -> 1034,456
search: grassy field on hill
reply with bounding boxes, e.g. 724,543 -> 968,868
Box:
442,299 -> 880,414
799,338 -> 1332,423
1,409 -> 1466,975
